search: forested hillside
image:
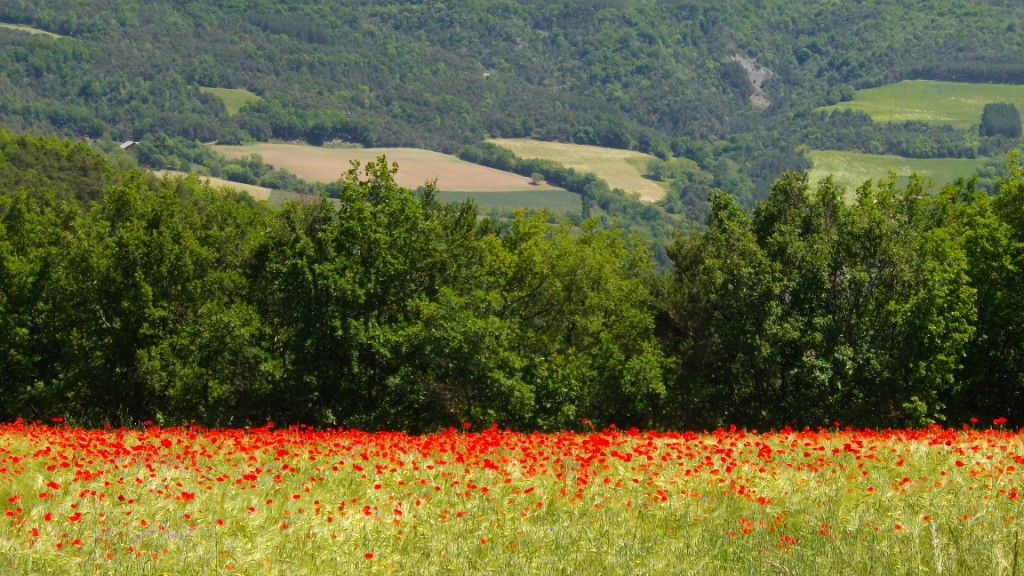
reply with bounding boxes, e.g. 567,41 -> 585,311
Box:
2,0 -> 1024,210
2,129 -> 1023,430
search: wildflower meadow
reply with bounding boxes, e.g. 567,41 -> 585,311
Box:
1,419 -> 1022,575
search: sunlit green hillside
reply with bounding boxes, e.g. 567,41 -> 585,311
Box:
822,80 -> 1024,129
808,150 -> 988,198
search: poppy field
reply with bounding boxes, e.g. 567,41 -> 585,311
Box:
1,420 -> 1022,575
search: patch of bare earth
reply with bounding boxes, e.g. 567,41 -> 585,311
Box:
212,144 -> 561,192
730,55 -> 773,109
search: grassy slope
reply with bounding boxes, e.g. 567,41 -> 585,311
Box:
199,87 -> 261,116
487,139 -> 668,202
821,80 -> 1024,130
811,80 -> 1011,199
807,151 -> 986,199
0,22 -> 63,38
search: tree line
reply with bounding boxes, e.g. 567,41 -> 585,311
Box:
1,130 -> 1023,430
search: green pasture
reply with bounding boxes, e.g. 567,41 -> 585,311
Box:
199,87 -> 261,116
821,80 -> 1024,129
437,190 -> 581,215
488,138 -> 668,202
808,150 -> 988,199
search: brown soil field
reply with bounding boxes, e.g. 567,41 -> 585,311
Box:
211,143 -> 563,193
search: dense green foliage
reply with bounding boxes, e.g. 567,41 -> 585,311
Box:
2,130 -> 1024,430
2,0 -> 1024,213
980,102 -> 1022,139
802,110 -> 977,159
663,175 -> 974,427
658,161 -> 1024,428
0,130 -> 665,431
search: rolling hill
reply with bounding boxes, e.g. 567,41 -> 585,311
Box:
1,0 -> 1023,215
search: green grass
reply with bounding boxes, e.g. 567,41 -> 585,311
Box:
808,150 -> 988,200
437,190 -> 581,215
1,423 -> 1021,575
812,82 -> 1011,199
199,87 -> 261,116
821,80 -> 1024,129
488,138 -> 668,202
0,22 -> 63,38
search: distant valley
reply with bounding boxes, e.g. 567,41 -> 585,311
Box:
2,0 -> 1024,238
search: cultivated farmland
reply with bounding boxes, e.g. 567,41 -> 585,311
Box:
820,80 -> 1024,129
487,138 -> 668,202
0,421 -> 1020,575
212,143 -> 577,214
212,143 -> 562,193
